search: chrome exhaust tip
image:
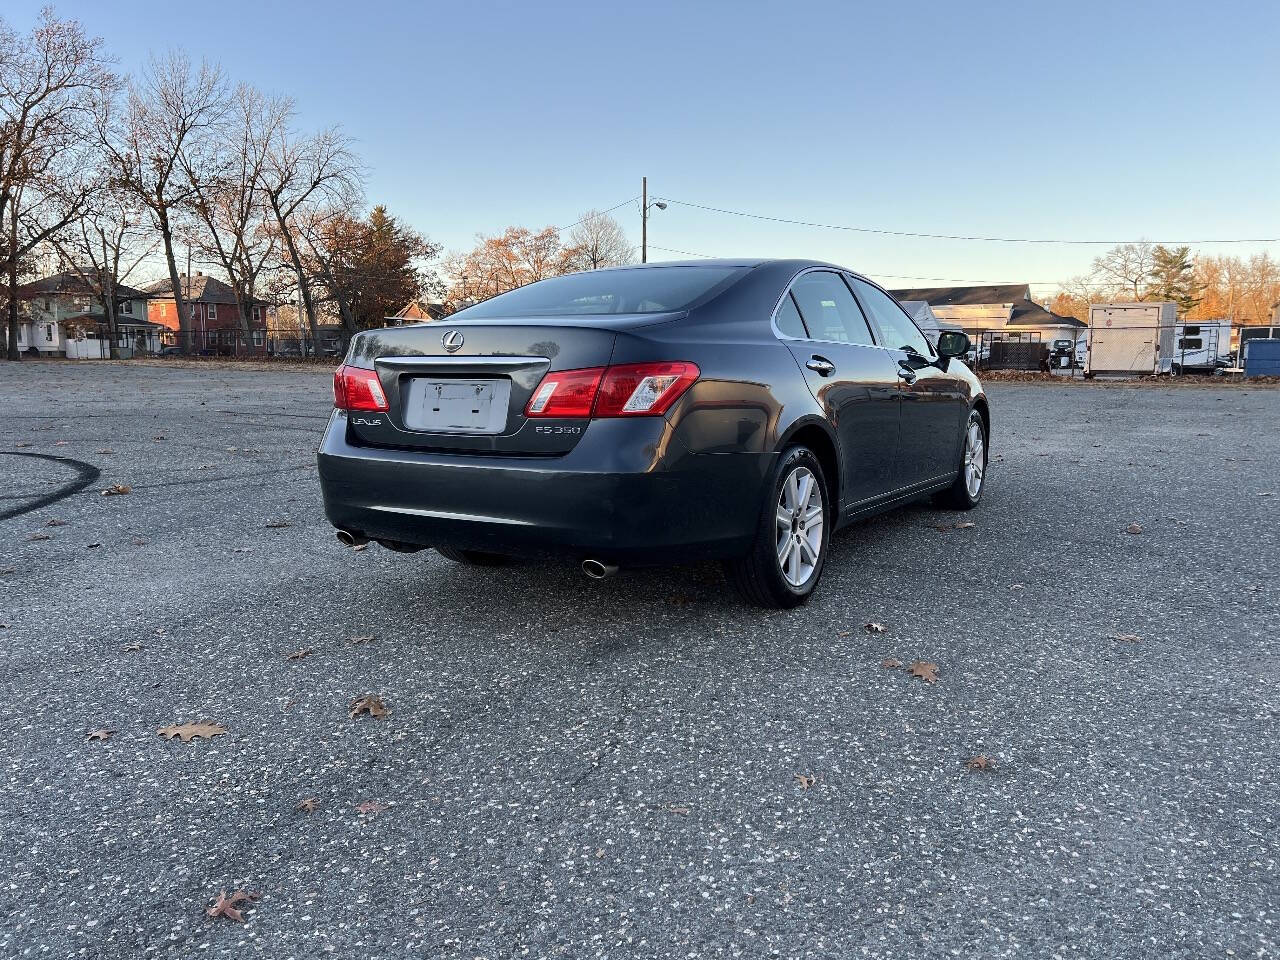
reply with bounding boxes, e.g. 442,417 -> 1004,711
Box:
336,528 -> 369,547
581,559 -> 618,580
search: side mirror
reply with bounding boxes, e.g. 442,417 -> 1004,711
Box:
936,330 -> 971,359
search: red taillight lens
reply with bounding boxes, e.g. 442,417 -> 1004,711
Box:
523,361 -> 700,419
333,364 -> 388,412
524,366 -> 605,418
594,362 -> 700,417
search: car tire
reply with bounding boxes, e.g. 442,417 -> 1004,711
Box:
724,446 -> 831,609
435,546 -> 512,566
935,410 -> 987,510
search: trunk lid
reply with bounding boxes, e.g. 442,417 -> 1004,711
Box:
343,314 -> 680,454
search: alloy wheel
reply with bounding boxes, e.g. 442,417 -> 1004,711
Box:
775,466 -> 824,587
964,421 -> 985,498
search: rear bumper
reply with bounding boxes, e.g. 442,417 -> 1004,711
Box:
317,412 -> 773,564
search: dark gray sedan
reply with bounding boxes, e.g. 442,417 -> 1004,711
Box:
318,260 -> 988,607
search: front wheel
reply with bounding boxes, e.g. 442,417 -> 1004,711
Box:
935,410 -> 986,510
724,446 -> 831,608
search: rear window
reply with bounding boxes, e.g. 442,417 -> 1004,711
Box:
455,266 -> 744,318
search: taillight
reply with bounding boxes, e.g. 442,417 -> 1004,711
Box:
594,362 -> 700,417
524,366 -> 605,418
523,361 -> 699,419
333,364 -> 388,412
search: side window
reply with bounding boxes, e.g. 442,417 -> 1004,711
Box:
850,277 -> 934,357
775,293 -> 808,338
787,271 -> 875,345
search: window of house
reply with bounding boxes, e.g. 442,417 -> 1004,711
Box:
121,300 -> 133,314
189,303 -> 198,319
786,271 -> 875,345
208,303 -> 217,320
44,323 -> 54,343
252,330 -> 264,347
252,305 -> 261,322
163,331 -> 175,345
849,277 -> 934,357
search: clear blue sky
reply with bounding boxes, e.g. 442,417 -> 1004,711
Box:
9,0 -> 1280,296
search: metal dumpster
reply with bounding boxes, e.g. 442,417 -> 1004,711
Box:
1243,339 -> 1280,378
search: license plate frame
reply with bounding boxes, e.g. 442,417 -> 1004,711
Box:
402,377 -> 511,434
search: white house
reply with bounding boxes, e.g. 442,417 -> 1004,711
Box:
8,271 -> 154,358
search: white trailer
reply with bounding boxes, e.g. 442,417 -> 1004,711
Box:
1171,320 -> 1233,374
1086,302 -> 1178,376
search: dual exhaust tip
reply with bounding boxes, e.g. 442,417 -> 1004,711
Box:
338,529 -> 617,580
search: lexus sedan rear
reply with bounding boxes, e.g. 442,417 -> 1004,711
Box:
318,260 -> 989,607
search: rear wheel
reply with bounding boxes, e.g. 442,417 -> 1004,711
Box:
436,546 -> 512,566
935,410 -> 986,510
724,446 -> 830,608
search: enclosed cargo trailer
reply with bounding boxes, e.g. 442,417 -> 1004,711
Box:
1085,302 -> 1178,376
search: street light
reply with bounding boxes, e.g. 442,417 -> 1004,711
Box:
641,176 -> 666,263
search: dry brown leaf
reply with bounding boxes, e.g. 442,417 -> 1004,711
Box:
264,520 -> 291,529
349,695 -> 388,719
1109,632 -> 1142,643
352,543 -> 367,552
285,648 -> 313,661
206,889 -> 259,923
1010,583 -> 1025,591
865,622 -> 886,633
86,542 -> 101,549
0,567 -> 14,576
120,642 -> 143,652
355,800 -> 389,816
955,521 -> 976,529
1125,522 -> 1143,535
46,518 -> 67,527
794,774 -> 817,790
26,532 -> 52,541
906,661 -> 939,683
667,804 -> 690,815
347,635 -> 376,645
965,755 -> 996,771
101,484 -> 132,497
96,448 -> 113,454
14,441 -> 30,448
296,798 -> 319,813
158,721 -> 228,743
86,728 -> 115,742
836,629 -> 852,637
881,657 -> 903,669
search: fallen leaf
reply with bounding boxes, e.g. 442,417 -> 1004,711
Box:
906,661 -> 939,683
26,532 -> 52,541
865,622 -> 885,633
96,448 -> 114,454
1125,522 -> 1143,535
101,484 -> 132,496
352,543 -> 367,552
955,521 -> 976,529
667,804 -> 690,815
86,542 -> 101,549
14,441 -> 30,448
296,798 -> 319,813
46,518 -> 67,527
206,889 -> 259,923
836,629 -> 852,637
794,774 -> 817,790
152,435 -> 166,441
1259,491 -> 1274,498
285,648 -> 313,661
965,755 -> 996,771
131,537 -> 149,546
1010,583 -> 1025,591
232,546 -> 253,553
120,642 -> 143,652
157,721 -> 228,743
86,728 -> 115,742
264,520 -> 291,529
355,800 -> 388,816
349,695 -> 388,719
0,567 -> 14,576
881,657 -> 903,669
1109,632 -> 1142,643
347,634 -> 376,646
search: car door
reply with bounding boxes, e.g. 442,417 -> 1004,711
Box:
847,276 -> 968,487
776,270 -> 901,510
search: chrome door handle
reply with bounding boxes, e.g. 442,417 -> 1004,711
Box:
806,356 -> 836,376
897,367 -> 917,384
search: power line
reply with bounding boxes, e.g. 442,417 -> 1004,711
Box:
653,196 -> 1280,246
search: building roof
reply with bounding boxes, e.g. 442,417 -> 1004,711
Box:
142,272 -> 266,306
1009,300 -> 1087,329
888,284 -> 1032,306
14,270 -> 146,300
62,312 -> 165,327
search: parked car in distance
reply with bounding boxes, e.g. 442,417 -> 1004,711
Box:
318,260 -> 990,607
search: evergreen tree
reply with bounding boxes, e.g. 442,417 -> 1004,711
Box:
1147,245 -> 1201,313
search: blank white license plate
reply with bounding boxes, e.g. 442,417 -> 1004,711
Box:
403,378 -> 510,434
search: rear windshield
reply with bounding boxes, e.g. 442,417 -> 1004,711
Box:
455,266 -> 744,318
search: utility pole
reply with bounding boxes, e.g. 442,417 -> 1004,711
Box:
641,176 -> 647,264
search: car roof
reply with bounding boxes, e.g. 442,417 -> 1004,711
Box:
593,258 -> 848,273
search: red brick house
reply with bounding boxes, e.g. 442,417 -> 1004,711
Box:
142,272 -> 270,354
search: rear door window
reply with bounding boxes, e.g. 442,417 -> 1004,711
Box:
849,277 -> 934,357
775,293 -> 808,338
787,271 -> 875,345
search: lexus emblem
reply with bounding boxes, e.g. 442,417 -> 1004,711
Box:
441,330 -> 465,353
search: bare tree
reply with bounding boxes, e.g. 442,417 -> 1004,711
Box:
105,51 -> 227,351
261,113 -> 362,354
1090,241 -> 1155,300
565,209 -> 634,271
1,10 -> 115,359
185,83 -> 281,345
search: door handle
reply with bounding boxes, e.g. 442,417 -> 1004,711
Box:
896,365 -> 917,384
806,356 -> 836,376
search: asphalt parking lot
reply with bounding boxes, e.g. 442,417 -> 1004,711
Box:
1,361 -> 1276,959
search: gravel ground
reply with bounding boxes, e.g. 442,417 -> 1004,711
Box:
1,361 -> 1276,960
